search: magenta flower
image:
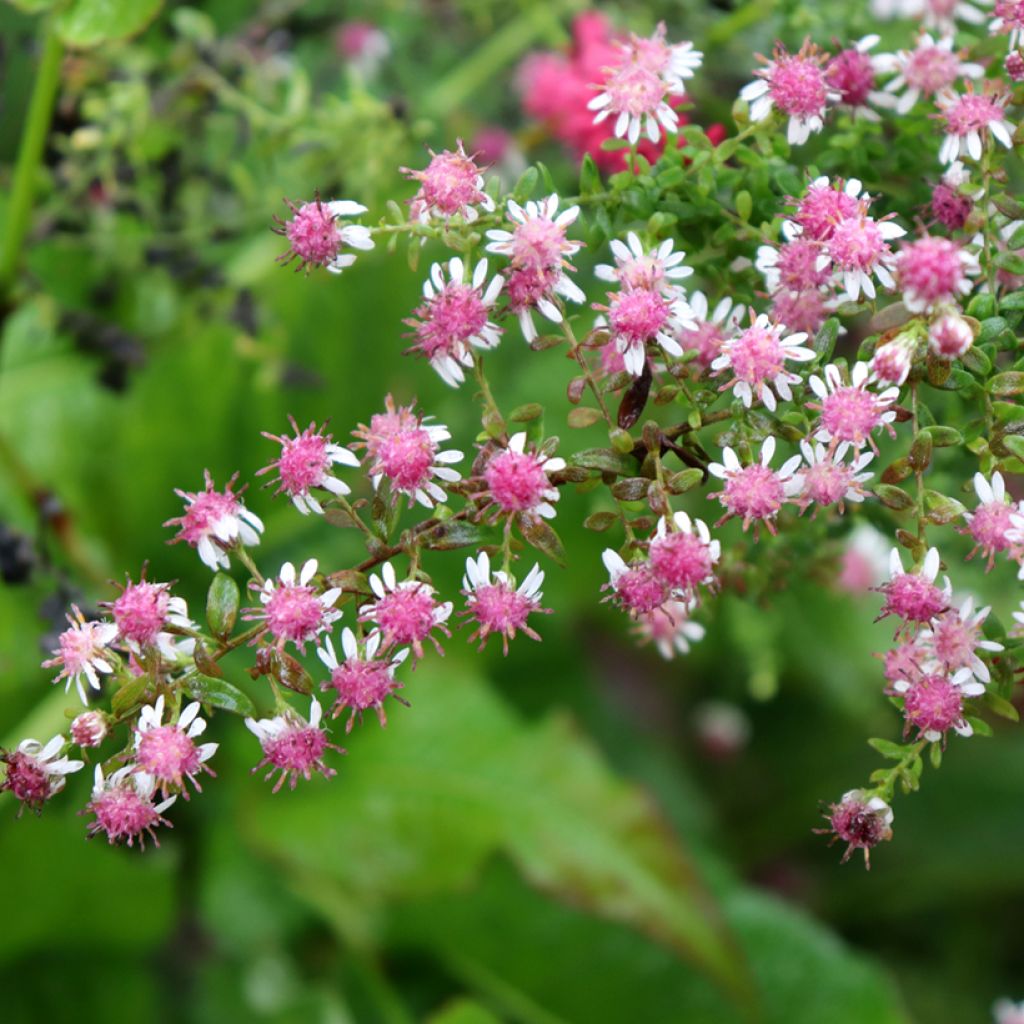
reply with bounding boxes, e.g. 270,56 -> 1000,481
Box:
318,629 -> 409,730
647,511 -> 720,599
85,765 -> 176,850
601,551 -> 670,616
359,562 -> 452,659
461,552 -> 549,653
875,547 -> 951,633
482,432 -> 565,520
707,437 -> 802,535
807,361 -> 899,453
0,735 -> 83,816
42,606 -> 118,705
402,140 -> 495,224
134,696 -> 217,800
245,559 -> 342,652
245,698 -> 345,793
273,196 -> 374,274
961,472 -> 1017,569
818,789 -> 893,868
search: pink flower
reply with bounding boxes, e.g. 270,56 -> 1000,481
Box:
631,599 -> 706,659
770,288 -> 833,336
807,361 -> 900,453
595,284 -> 695,376
712,314 -> 815,412
921,596 -> 1003,682
601,551 -> 669,615
707,437 -> 803,534
961,471 -> 1017,568
677,291 -> 746,372
359,561 -> 453,659
826,35 -> 891,120
788,176 -> 866,242
273,197 -> 374,274
244,559 -> 342,652
928,309 -> 975,360
991,0 -> 1024,47
482,432 -> 565,520
109,575 -> 170,648
352,395 -> 463,507
890,667 -> 981,742
258,417 -> 361,515
42,605 -> 118,705
818,789 -> 893,868
71,711 -> 108,749
595,232 -> 694,292
825,206 -> 906,301
897,235 -> 977,312
757,237 -> 831,293
0,735 -> 82,815
882,640 -> 929,685
647,511 -> 720,598
134,696 -> 217,800
461,552 -> 549,653
792,440 -> 874,514
335,21 -> 389,77
401,140 -> 494,224
84,765 -> 175,849
875,547 -> 951,632
405,257 -> 503,386
1006,50 -> 1024,80
164,470 -> 264,572
870,330 -> 919,385
837,524 -> 891,592
936,85 -> 1015,164
740,40 -> 839,145
245,698 -> 344,793
930,161 -> 976,231
877,33 -> 982,113
318,629 -> 408,730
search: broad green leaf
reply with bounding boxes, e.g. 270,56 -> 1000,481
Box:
185,673 -> 256,717
56,0 -> 163,48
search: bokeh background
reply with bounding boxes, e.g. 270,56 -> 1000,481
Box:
1,2 -> 1023,1022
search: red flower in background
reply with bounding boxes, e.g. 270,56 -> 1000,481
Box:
517,12 -> 724,173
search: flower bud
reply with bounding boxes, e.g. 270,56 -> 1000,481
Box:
928,310 -> 974,361
71,711 -> 108,749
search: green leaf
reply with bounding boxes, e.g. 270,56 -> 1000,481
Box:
989,372 -> 1024,396
422,519 -> 487,551
583,511 -> 619,532
921,425 -> 962,447
999,290 -> 1024,312
567,406 -> 603,429
111,674 -> 151,717
983,691 -> 1019,722
812,318 -> 839,362
206,572 -> 240,638
868,738 -> 907,760
519,516 -> 566,566
1003,435 -> 1024,461
56,0 -> 164,48
874,484 -> 915,512
923,489 -> 966,524
570,447 -> 636,475
578,153 -> 601,197
185,673 -> 256,717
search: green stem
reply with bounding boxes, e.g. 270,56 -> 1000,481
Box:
0,19 -> 63,296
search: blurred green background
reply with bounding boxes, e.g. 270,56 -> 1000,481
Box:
1,2 -> 1023,1022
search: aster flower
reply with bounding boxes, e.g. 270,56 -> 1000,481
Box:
961,471 -> 1017,569
870,330 -> 919,386
258,417 -> 361,515
647,511 -> 720,599
896,235 -> 978,312
769,288 -> 835,337
707,437 -> 803,534
352,395 -> 463,508
936,85 -> 1015,164
877,33 -> 983,114
84,765 -> 176,849
928,309 -> 975,359
164,470 -> 264,572
595,285 -> 696,376
105,575 -> 196,661
404,257 -> 503,386
134,695 -> 217,800
42,606 -> 118,705
401,140 -> 495,224
825,35 -> 893,120
991,0 -> 1024,47
482,432 -> 565,521
711,313 -> 815,412
756,236 -> 832,294
244,559 -> 342,652
787,176 -> 867,242
461,552 -> 549,653
318,629 -> 409,730
921,595 -> 1004,683
875,547 -> 952,634
594,232 -> 694,291
631,599 -> 706,659
0,735 -> 83,815
929,160 -> 978,231
791,440 -> 875,514
818,789 -> 893,868
273,196 -> 374,274
359,561 -> 453,658
890,666 -> 982,743
740,40 -> 840,145
601,551 -> 669,616
70,711 -> 108,749
807,361 -> 900,453
838,523 -> 893,592
677,291 -> 746,372
245,698 -> 345,793
825,206 -> 906,301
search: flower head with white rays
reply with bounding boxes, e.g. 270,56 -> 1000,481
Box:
756,237 -> 831,294
890,666 -> 982,743
877,33 -> 983,114
245,698 -> 345,793
677,292 -> 746,371
825,35 -> 893,120
595,285 -> 695,377
936,85 -> 1015,164
401,141 -> 495,225
629,20 -> 704,89
134,695 -> 217,800
244,559 -> 342,653
42,606 -> 118,705
769,288 -> 835,337
791,440 -> 874,515
461,553 -> 549,654
647,511 -> 720,599
106,575 -> 196,661
273,196 -> 374,275
601,551 -> 669,616
359,562 -> 453,659
711,314 -> 815,412
961,471 -> 1017,569
164,470 -> 264,572
896,235 -> 978,313
351,396 -> 462,509
991,1 -> 1024,47
482,433 -> 565,520
875,548 -> 952,633
740,40 -> 839,145
595,233 -> 694,292
787,176 -> 868,242
807,361 -> 899,453
0,735 -> 83,815
404,257 -> 503,387
707,437 -> 803,535
870,330 -> 919,386
258,417 -> 361,515
318,630 -> 409,731
85,765 -> 176,849
632,599 -> 706,660
825,207 -> 905,301
818,789 -> 893,868
921,596 -> 1004,683
486,194 -> 582,273
928,309 -> 975,360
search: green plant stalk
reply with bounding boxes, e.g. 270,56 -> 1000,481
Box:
0,18 -> 63,295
